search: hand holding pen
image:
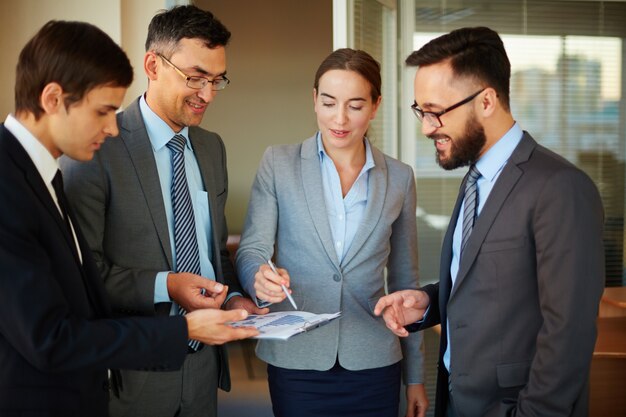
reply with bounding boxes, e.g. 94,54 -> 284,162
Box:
267,260 -> 298,310
253,260 -> 298,310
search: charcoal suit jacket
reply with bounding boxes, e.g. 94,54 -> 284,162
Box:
412,133 -> 604,417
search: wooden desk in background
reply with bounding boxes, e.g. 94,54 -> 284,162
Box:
590,316 -> 626,416
599,286 -> 626,318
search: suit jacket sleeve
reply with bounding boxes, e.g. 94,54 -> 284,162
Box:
387,164 -> 425,384
494,168 -> 604,417
236,146 -> 279,300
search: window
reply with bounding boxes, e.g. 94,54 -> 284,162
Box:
340,0 -> 398,156
403,1 -> 626,287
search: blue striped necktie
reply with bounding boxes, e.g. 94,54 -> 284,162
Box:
460,165 -> 481,256
166,134 -> 201,351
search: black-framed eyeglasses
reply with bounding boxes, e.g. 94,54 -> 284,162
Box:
157,54 -> 230,91
411,88 -> 485,128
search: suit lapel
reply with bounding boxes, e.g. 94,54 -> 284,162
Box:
3,128 -> 79,262
341,143 -> 387,267
190,130 -> 216,201
188,131 -> 221,275
450,134 -> 536,298
2,127 -> 109,316
120,100 -> 174,269
300,136 -> 341,269
439,179 -> 464,316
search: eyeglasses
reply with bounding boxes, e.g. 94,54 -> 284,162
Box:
411,88 -> 485,128
157,54 -> 230,91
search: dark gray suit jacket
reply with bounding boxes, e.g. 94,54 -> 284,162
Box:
61,98 -> 241,391
413,133 -> 604,416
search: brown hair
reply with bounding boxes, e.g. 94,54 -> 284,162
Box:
314,48 -> 381,102
15,20 -> 133,120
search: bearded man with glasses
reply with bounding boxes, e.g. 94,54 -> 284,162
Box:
376,27 -> 604,417
61,5 -> 266,417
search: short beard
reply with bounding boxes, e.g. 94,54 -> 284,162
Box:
434,115 -> 486,171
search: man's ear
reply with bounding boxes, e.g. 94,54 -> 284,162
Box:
145,51 -> 159,81
480,87 -> 498,118
39,82 -> 64,115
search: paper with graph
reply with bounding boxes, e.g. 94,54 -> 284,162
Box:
230,311 -> 341,340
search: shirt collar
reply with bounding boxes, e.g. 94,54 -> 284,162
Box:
140,95 -> 190,152
475,122 -> 523,182
4,114 -> 59,185
316,131 -> 375,172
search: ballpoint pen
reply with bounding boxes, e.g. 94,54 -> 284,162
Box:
267,259 -> 298,310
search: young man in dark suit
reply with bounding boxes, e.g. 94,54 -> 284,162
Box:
0,20 -> 257,417
375,27 -> 604,417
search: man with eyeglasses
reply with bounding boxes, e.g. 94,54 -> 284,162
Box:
376,27 -> 604,416
61,6 -> 266,417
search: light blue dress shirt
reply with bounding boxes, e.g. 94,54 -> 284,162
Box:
316,132 -> 375,263
444,122 -> 523,372
139,97 -> 216,307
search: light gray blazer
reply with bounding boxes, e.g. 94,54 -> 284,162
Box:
236,135 -> 424,383
61,98 -> 240,391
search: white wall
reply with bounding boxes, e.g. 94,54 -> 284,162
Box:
0,1 -> 119,119
0,0 -> 333,233
196,0 -> 333,231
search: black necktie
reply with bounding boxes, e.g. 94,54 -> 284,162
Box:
51,170 -> 73,235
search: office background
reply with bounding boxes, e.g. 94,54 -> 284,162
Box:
1,1 -> 624,416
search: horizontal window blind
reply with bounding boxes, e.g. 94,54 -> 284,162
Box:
409,0 -> 625,287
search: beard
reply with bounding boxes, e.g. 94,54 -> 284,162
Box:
432,114 -> 486,171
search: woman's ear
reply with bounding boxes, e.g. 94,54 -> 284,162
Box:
370,95 -> 382,120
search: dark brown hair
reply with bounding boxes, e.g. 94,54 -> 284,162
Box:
406,27 -> 511,110
314,48 -> 381,102
146,5 -> 231,56
15,20 -> 133,120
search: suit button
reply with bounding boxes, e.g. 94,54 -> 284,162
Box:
333,274 -> 341,282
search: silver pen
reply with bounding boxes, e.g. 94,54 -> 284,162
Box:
267,259 -> 298,310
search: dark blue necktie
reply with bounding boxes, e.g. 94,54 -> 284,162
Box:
460,165 -> 481,256
166,134 -> 201,351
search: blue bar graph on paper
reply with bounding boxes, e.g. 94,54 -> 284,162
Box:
259,314 -> 305,329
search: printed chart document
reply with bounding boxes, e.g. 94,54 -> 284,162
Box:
230,311 -> 341,340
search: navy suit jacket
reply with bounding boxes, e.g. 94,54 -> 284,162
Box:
0,125 -> 188,416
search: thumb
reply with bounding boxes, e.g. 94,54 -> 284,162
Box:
202,280 -> 224,294
220,308 -> 249,323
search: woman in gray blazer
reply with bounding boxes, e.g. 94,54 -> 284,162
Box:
236,49 -> 428,417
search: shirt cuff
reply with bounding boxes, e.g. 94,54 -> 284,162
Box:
256,297 -> 272,308
225,292 -> 243,304
154,271 -> 172,304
